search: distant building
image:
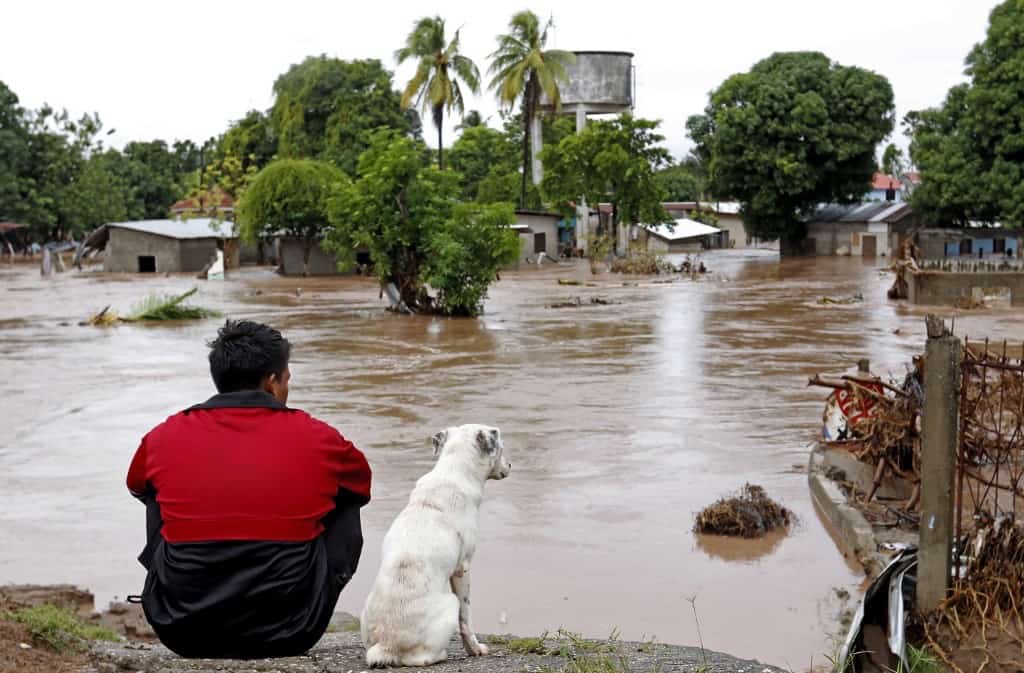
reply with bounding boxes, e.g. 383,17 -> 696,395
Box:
170,190 -> 235,218
916,227 -> 1020,259
795,202 -> 916,257
511,210 -> 561,264
866,172 -> 904,202
640,218 -> 726,253
79,219 -> 239,273
277,238 -> 347,276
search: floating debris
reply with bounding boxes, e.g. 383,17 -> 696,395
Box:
82,288 -> 218,325
694,484 -> 793,538
818,294 -> 864,305
546,296 -> 618,309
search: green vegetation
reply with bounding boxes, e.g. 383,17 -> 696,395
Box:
5,604 -> 118,653
237,159 -> 347,276
906,0 -> 1024,227
687,51 -> 894,247
395,16 -> 481,170
128,288 -> 218,322
488,633 -> 550,655
542,115 -> 671,252
488,10 -> 574,207
325,131 -> 519,316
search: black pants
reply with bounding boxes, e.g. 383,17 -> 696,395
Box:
140,497 -> 362,659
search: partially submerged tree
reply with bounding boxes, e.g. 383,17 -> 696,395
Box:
488,11 -> 574,207
541,115 -> 671,253
326,130 -> 519,316
236,159 -> 346,276
687,51 -> 894,249
906,0 -> 1024,227
395,16 -> 481,170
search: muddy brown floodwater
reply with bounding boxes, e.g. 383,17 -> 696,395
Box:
5,251 -> 1024,668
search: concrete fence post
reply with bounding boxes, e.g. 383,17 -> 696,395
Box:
916,315 -> 961,612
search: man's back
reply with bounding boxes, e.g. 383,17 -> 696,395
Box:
126,322 -> 371,660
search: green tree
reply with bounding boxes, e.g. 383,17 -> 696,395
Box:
60,153 -> 131,234
395,16 -> 481,170
326,130 -> 518,316
424,202 -> 521,315
907,0 -> 1024,227
687,51 -> 894,248
448,125 -> 518,199
488,11 -> 574,207
0,81 -> 32,225
237,159 -> 346,276
218,110 -> 277,171
655,156 -> 707,202
456,109 -> 485,131
119,140 -> 186,218
271,56 -> 410,174
541,114 -> 671,252
880,142 -> 905,177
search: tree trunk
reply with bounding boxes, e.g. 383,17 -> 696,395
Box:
520,78 -> 533,210
433,104 -> 445,170
302,238 -> 312,277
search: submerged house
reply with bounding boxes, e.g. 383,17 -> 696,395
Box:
511,210 -> 561,264
795,202 -> 916,257
78,219 -> 239,273
640,218 -> 725,253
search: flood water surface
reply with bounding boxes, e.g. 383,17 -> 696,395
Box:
4,251 -> 1020,668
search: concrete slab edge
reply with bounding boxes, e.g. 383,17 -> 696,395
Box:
807,444 -> 888,577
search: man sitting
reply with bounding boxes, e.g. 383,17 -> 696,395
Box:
127,320 -> 371,658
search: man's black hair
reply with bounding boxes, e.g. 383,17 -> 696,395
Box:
208,320 -> 291,393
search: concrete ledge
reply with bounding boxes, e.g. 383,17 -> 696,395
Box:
808,445 -> 888,577
81,632 -> 784,673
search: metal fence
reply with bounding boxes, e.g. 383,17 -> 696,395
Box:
956,339 -> 1024,549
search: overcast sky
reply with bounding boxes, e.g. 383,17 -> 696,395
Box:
1,0 -> 998,162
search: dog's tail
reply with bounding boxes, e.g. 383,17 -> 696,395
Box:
365,643 -> 397,668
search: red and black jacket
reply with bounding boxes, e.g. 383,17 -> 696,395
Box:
126,390 -> 371,659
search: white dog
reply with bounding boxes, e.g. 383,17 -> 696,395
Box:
361,424 -> 511,668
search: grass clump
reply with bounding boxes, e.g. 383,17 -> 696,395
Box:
489,632 -> 551,655
6,604 -> 119,652
127,288 -> 218,321
694,483 -> 793,538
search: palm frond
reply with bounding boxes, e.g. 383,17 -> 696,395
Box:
451,55 -> 481,93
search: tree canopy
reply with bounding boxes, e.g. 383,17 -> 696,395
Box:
448,125 -> 519,200
906,0 -> 1024,227
488,10 -> 574,207
325,130 -> 519,316
271,56 -> 412,174
687,51 -> 894,244
541,114 -> 670,249
236,159 -> 346,276
395,16 -> 480,170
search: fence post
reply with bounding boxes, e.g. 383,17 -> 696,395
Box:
917,315 -> 961,612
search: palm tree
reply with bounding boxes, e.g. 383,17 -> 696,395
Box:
488,11 -> 574,207
395,16 -> 480,170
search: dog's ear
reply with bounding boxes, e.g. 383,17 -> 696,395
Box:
475,428 -> 499,454
431,430 -> 448,456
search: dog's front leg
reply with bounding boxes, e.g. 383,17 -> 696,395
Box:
450,565 -> 488,656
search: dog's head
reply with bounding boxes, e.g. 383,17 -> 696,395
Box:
431,424 -> 511,480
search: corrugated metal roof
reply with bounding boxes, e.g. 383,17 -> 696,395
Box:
807,202 -> 913,224
107,218 -> 235,239
643,218 -> 721,241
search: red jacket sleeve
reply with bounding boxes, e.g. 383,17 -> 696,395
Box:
127,435 -> 150,498
321,424 -> 372,505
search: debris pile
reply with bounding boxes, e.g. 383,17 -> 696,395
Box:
817,293 -> 864,305
810,360 -> 924,507
922,517 -> 1024,673
82,288 -> 219,325
693,484 -> 793,538
546,296 -> 618,309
